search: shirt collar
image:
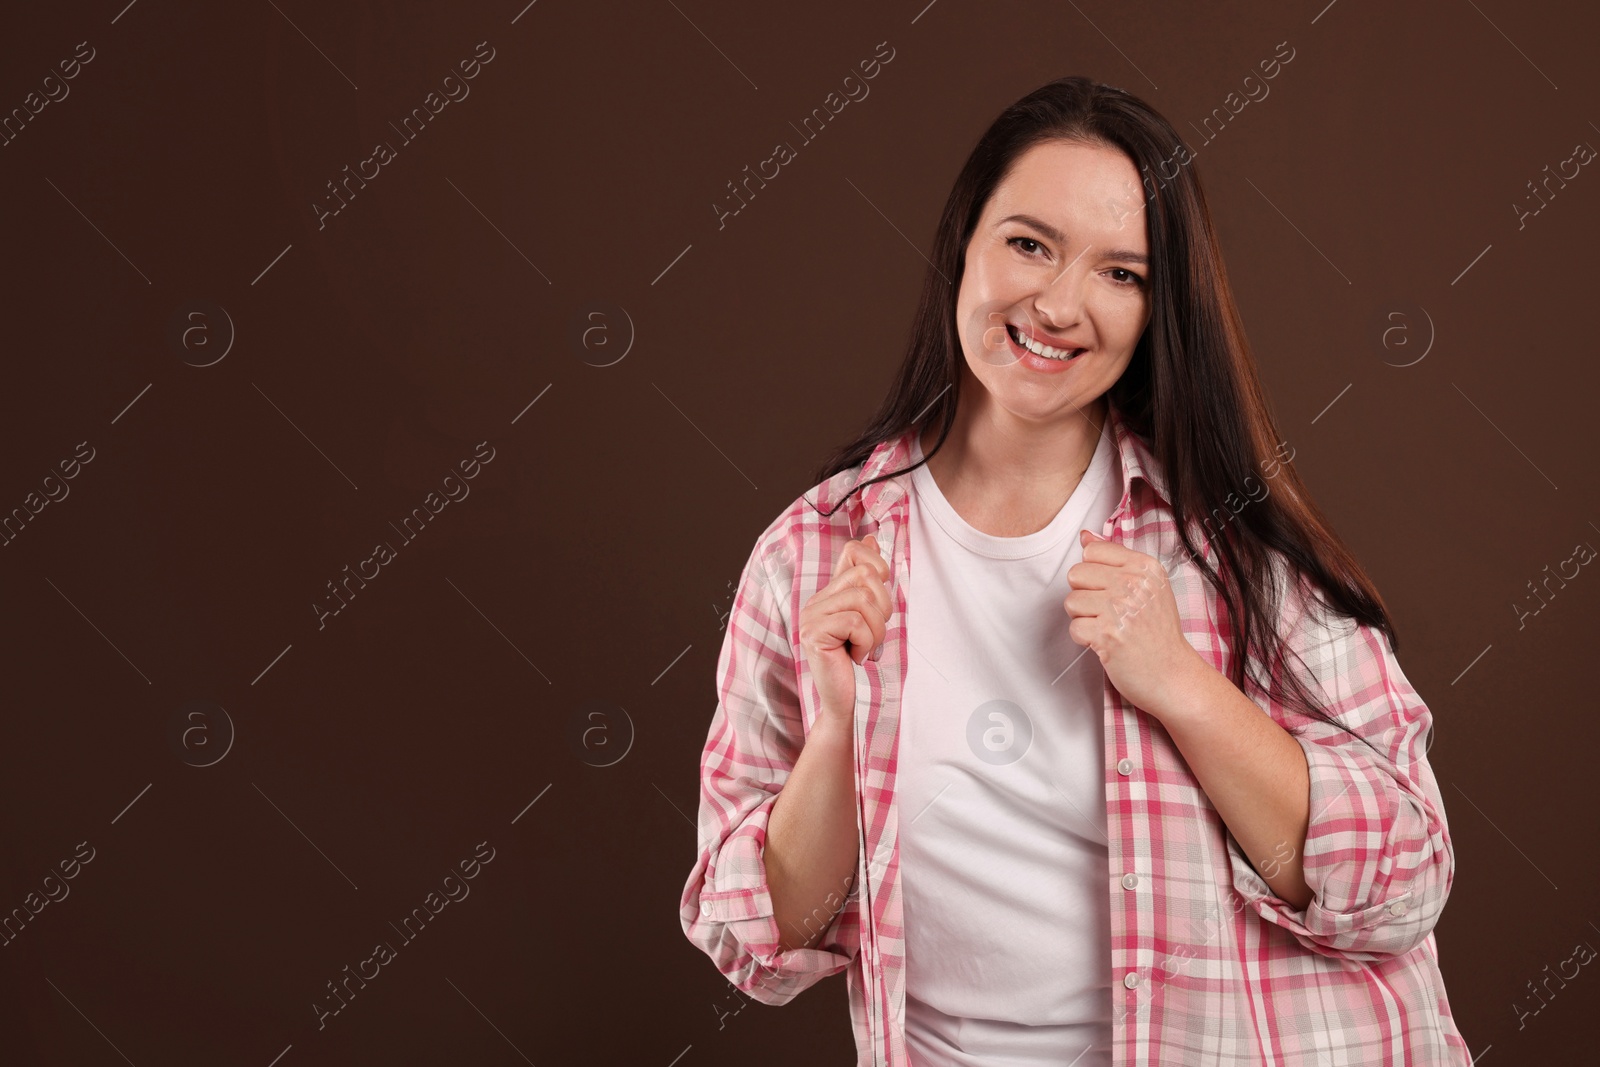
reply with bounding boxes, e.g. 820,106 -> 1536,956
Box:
846,402 -> 1170,524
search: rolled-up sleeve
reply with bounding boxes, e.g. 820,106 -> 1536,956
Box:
1226,565 -> 1455,962
679,535 -> 858,1005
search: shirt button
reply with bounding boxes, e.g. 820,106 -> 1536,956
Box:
1121,872 -> 1140,890
701,902 -> 711,916
1388,899 -> 1409,917
1116,758 -> 1133,775
1123,971 -> 1140,989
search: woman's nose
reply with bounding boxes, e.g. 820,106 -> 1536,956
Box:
1033,266 -> 1088,323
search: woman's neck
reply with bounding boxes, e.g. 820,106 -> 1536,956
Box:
920,395 -> 1106,538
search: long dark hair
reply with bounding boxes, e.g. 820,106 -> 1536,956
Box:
809,76 -> 1397,739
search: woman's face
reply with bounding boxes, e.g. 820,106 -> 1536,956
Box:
955,138 -> 1152,424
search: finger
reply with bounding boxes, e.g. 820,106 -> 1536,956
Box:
840,604 -> 884,663
828,547 -> 892,611
826,543 -> 864,591
834,539 -> 878,584
858,562 -> 893,619
812,607 -> 876,661
847,609 -> 880,662
1062,588 -> 1107,620
850,536 -> 891,581
817,574 -> 891,631
1082,536 -> 1137,565
1066,560 -> 1119,590
822,555 -> 889,605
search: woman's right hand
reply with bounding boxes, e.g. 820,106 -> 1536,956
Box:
798,534 -> 894,731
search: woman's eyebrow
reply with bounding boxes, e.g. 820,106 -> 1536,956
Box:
997,212 -> 1148,265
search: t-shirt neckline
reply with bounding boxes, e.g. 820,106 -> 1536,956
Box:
908,423 -> 1116,560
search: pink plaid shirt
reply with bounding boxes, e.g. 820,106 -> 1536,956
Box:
681,403 -> 1472,1065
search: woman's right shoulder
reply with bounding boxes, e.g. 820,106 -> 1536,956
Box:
743,464 -> 865,587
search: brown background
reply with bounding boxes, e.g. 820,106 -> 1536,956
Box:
0,0 -> 1594,1063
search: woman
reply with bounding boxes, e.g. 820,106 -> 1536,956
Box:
680,76 -> 1469,1066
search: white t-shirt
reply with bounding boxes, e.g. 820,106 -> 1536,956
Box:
900,421 -> 1120,1067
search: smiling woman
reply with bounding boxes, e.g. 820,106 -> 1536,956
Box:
682,75 -> 1471,1067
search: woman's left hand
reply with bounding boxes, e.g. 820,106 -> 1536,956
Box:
1063,529 -> 1208,717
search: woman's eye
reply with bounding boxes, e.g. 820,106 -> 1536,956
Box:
1008,238 -> 1144,288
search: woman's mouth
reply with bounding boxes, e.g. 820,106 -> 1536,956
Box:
1006,323 -> 1084,363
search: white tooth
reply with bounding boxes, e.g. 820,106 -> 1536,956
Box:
1012,324 -> 1075,359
